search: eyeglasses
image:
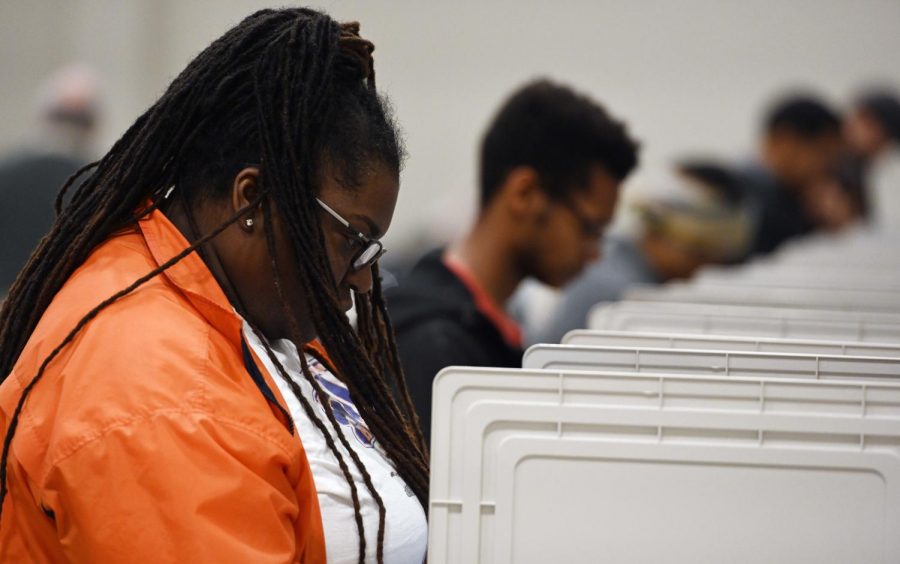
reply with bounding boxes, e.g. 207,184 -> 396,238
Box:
316,198 -> 386,271
561,200 -> 606,240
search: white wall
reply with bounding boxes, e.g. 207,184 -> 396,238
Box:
2,0 -> 899,254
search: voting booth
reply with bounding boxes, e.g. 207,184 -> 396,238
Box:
562,330 -> 900,357
522,343 -> 900,381
695,266 -> 900,291
587,301 -> 900,342
624,283 -> 900,312
428,230 -> 900,562
427,367 -> 900,563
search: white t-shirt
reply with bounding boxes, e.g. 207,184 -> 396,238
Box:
869,146 -> 900,231
243,324 -> 427,564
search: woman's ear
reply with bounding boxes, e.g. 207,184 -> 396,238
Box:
231,167 -> 262,232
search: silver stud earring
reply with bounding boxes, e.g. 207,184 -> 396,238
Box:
244,218 -> 254,228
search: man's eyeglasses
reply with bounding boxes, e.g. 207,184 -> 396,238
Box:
561,200 -> 606,240
316,198 -> 386,271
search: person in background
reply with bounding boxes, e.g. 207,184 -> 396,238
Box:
0,64 -> 100,293
799,156 -> 864,233
386,79 -> 638,442
844,88 -> 900,230
742,94 -> 844,256
535,161 -> 752,344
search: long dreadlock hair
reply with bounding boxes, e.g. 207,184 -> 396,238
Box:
0,8 -> 428,563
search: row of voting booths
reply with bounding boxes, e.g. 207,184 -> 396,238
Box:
427,228 -> 900,563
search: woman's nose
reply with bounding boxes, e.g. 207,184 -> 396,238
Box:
345,264 -> 374,295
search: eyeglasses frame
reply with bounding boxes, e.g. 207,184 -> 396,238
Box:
315,197 -> 386,271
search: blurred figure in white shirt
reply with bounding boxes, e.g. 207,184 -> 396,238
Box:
844,87 -> 900,231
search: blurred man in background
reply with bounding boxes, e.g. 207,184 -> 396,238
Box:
0,64 -> 100,293
742,95 -> 844,256
386,79 -> 638,441
535,161 -> 752,344
844,88 -> 900,230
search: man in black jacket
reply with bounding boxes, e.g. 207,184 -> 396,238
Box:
386,79 -> 639,443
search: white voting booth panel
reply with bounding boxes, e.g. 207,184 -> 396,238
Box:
695,266 -> 900,291
588,301 -> 900,342
769,231 -> 900,267
428,367 -> 900,564
522,344 -> 900,381
624,283 -> 900,312
774,244 -> 900,268
562,330 -> 900,358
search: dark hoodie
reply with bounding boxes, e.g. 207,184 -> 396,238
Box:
385,249 -> 523,444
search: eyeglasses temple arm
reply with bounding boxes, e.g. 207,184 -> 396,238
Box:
315,197 -> 352,229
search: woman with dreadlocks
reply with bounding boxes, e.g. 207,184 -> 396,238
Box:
0,8 -> 428,563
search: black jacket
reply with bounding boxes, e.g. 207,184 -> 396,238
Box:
0,150 -> 84,292
385,249 -> 523,444
741,165 -> 815,256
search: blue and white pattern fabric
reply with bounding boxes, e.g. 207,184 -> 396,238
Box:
243,323 -> 427,564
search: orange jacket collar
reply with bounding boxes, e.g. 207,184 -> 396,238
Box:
138,208 -> 242,345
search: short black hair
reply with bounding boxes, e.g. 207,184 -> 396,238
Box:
479,79 -> 639,208
764,95 -> 841,139
678,160 -> 744,206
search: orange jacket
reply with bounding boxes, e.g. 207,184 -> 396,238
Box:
0,209 -> 326,562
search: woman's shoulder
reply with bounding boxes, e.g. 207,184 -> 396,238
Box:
16,230 -> 213,384
2,232 -> 297,482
